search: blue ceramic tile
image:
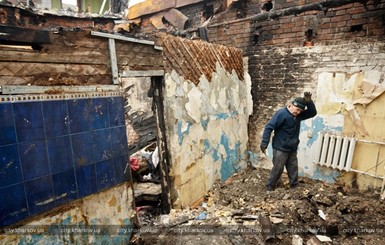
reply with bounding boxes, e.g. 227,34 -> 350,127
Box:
91,98 -> 109,130
108,97 -> 125,127
0,103 -> 17,146
67,99 -> 92,134
71,132 -> 93,167
47,136 -> 74,174
95,160 -> 115,191
25,176 -> 54,216
111,126 -> 128,157
19,140 -> 50,181
113,155 -> 130,184
43,100 -> 70,138
52,169 -> 77,206
76,164 -> 96,198
13,102 -> 45,142
0,144 -> 22,188
92,129 -> 113,162
0,183 -> 28,227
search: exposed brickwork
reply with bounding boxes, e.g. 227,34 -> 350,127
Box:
204,0 -> 385,153
131,0 -> 385,154
85,0 -> 385,155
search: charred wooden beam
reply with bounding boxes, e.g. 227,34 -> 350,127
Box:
0,25 -> 50,47
153,76 -> 172,214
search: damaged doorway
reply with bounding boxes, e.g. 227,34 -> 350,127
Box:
122,76 -> 170,225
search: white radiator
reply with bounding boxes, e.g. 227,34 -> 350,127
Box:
314,132 -> 356,171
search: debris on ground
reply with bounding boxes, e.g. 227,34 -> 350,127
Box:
130,167 -> 385,244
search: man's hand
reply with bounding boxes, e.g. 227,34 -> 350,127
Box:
260,144 -> 267,154
304,91 -> 312,102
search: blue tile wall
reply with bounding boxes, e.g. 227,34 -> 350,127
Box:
0,144 -> 22,188
0,183 -> 28,227
42,100 -> 70,138
0,96 -> 129,228
0,103 -> 17,145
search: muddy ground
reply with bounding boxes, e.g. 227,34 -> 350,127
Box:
130,167 -> 385,245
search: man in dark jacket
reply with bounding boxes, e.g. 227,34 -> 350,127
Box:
260,92 -> 317,191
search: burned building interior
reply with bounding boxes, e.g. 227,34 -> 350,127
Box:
1,0 -> 385,244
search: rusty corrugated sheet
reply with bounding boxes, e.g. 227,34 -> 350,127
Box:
128,0 -> 176,19
162,35 -> 244,85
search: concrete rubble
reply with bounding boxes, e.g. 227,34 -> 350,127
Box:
130,167 -> 385,244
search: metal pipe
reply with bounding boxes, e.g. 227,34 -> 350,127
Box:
349,168 -> 384,179
357,139 -> 385,146
99,0 -> 107,14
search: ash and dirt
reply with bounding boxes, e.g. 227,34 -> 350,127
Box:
131,167 -> 385,245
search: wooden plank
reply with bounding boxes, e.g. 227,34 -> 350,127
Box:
117,55 -> 164,69
0,61 -> 111,85
48,32 -> 109,51
0,62 -> 109,76
0,49 -> 109,64
0,74 -> 112,86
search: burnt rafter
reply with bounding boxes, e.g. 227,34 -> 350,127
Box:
251,0 -> 368,21
0,25 -> 51,45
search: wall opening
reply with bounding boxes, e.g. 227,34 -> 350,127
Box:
203,4 -> 214,20
304,29 -> 314,46
233,0 -> 247,19
262,1 -> 273,12
125,75 -> 171,229
349,24 -> 363,32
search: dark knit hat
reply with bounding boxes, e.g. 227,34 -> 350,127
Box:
292,97 -> 306,110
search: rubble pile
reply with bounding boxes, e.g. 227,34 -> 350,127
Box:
132,167 -> 385,244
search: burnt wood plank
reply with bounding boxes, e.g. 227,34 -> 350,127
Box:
0,25 -> 51,45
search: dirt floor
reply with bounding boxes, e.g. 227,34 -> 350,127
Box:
130,167 -> 385,245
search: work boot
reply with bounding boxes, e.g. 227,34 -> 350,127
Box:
276,179 -> 284,188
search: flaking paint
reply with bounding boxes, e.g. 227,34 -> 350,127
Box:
163,62 -> 252,207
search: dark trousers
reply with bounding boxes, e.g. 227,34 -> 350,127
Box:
266,149 -> 298,189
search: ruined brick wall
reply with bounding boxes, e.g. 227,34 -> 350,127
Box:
204,0 -> 385,155
132,1 -> 385,163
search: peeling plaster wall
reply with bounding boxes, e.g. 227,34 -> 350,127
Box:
0,183 -> 135,244
163,63 -> 252,207
250,42 -> 385,190
131,0 -> 385,190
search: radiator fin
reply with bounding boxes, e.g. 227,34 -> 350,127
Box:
315,132 -> 356,171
